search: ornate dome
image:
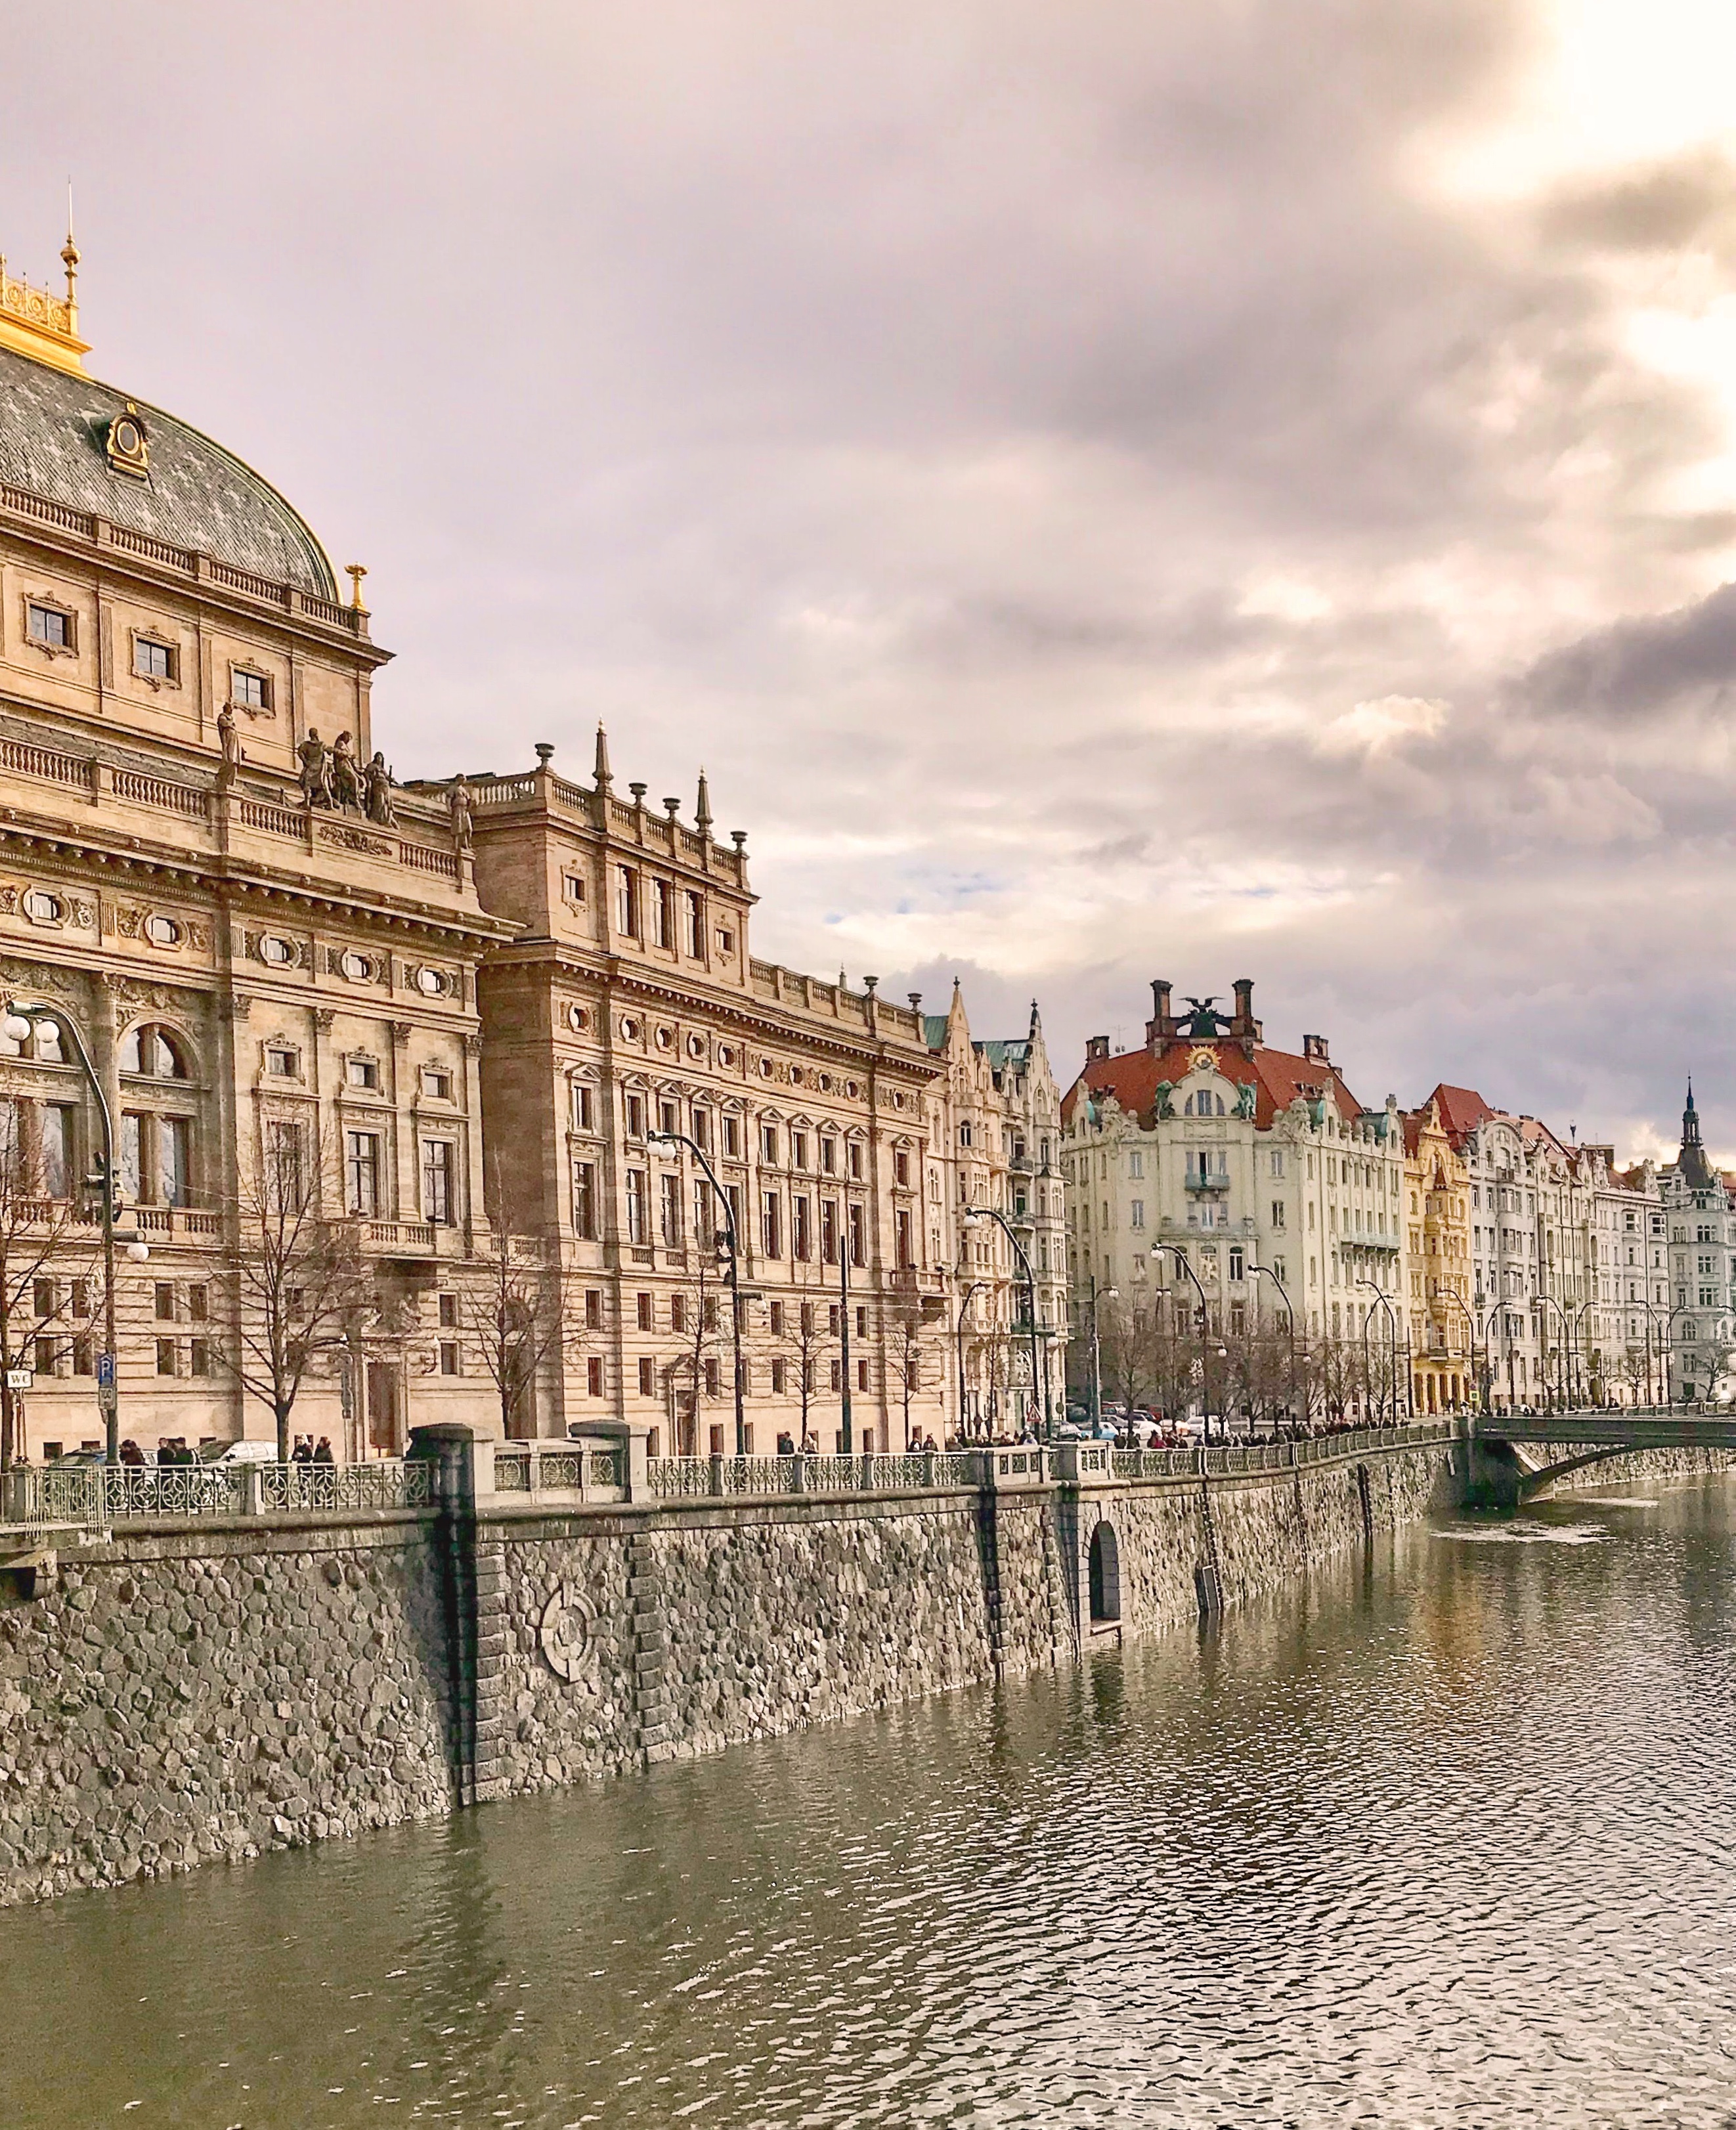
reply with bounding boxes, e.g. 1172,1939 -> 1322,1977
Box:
0,340 -> 337,599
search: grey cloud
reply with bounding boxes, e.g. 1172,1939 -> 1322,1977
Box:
1519,582 -> 1736,722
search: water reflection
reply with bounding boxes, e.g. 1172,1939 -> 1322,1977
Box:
6,1483 -> 1736,2126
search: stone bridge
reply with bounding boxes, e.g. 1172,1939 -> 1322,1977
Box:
1469,1410 -> 1736,1507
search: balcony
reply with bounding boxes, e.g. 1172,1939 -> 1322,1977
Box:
1183,1171 -> 1230,1195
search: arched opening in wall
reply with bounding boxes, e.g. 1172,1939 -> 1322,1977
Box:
1088,1521 -> 1121,1626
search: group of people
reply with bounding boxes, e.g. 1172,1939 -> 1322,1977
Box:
290,1436 -> 336,1465
117,1437 -> 198,1466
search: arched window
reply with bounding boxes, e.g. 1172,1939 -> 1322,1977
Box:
1088,1522 -> 1121,1624
119,1024 -> 191,1080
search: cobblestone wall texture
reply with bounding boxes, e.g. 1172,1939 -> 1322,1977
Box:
5,1437 -> 1710,1908
0,1520 -> 451,1906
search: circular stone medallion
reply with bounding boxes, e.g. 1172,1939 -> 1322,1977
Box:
537,1580 -> 596,1682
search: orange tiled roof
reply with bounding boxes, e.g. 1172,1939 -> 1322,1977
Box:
1062,1038 -> 1365,1133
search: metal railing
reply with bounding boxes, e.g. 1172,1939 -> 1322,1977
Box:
3,1457 -> 435,1525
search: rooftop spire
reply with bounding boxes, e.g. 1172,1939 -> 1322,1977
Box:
695,768 -> 713,836
593,723 -> 613,792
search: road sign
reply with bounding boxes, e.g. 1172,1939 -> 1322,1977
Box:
96,1352 -> 115,1388
5,1370 -> 31,1392
98,1383 -> 118,1416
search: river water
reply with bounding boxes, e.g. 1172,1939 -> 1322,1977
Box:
7,1480 -> 1736,2128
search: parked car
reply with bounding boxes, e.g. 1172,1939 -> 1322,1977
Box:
197,1439 -> 278,1466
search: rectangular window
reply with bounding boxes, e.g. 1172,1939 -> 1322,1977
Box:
659,1098 -> 679,1139
624,1093 -> 645,1139
439,1341 -> 459,1376
821,1137 -> 836,1176
133,636 -> 176,682
186,1284 -> 207,1324
769,1299 -> 785,1335
1229,1246 -> 1244,1282
420,1068 -> 452,1102
266,1045 -> 299,1079
691,1108 -> 709,1153
830,1358 -> 842,1392
154,1282 -> 175,1322
857,1357 -> 869,1392
155,1337 -> 177,1378
848,1142 -> 864,1181
584,1288 -> 603,1331
615,866 -> 639,938
158,1117 -> 190,1207
438,1292 -> 458,1328
586,1355 -> 603,1397
636,1292 -> 653,1332
723,1114 -> 741,1160
573,1160 -> 597,1238
761,1123 -> 779,1165
33,1334 -> 55,1376
345,1056 -> 379,1091
660,1171 -> 682,1247
761,1190 -> 782,1259
792,1194 -> 813,1261
230,668 -> 271,711
41,1105 -> 71,1200
703,1294 -> 720,1333
1129,1200 -> 1145,1230
1273,1256 -> 1288,1286
821,1198 -> 838,1265
28,602 -> 72,649
685,891 -> 704,957
638,1355 -> 655,1397
70,1279 -> 90,1320
896,1207 -> 913,1268
344,1131 -> 381,1217
563,872 -> 586,905
705,1358 -> 721,1398
894,1146 -> 909,1187
828,1304 -> 840,1336
189,1339 -> 209,1379
265,1121 -> 303,1209
848,1202 -> 865,1267
771,1357 -> 787,1395
71,1336 -> 92,1376
32,1276 -> 54,1318
571,1082 -> 594,1132
422,1141 -> 454,1225
625,1168 -> 647,1245
671,1293 -> 687,1334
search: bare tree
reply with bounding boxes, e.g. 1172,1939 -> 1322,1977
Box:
0,1125 -> 98,1469
458,1225 -> 584,1441
1096,1294 -> 1154,1420
215,1120 -> 378,1462
660,1249 -> 728,1455
886,1287 -> 935,1448
770,1271 -> 833,1450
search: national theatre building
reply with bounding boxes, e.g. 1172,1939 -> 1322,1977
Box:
0,235 -> 1064,1461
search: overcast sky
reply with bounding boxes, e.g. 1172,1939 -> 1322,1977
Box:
8,1 -> 1736,1159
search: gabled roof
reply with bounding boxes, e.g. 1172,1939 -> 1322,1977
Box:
1425,1084 -> 1495,1148
1062,1038 -> 1365,1133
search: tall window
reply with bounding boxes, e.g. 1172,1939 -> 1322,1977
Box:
615,866 -> 639,938
625,1168 -> 647,1244
654,880 -> 674,948
345,1131 -> 381,1216
266,1119 -> 305,1210
573,1160 -> 597,1238
158,1117 -> 190,1207
660,1171 -> 682,1247
896,1207 -> 913,1269
422,1141 -> 454,1225
792,1194 -> 812,1261
28,602 -> 72,649
761,1190 -> 782,1259
821,1198 -> 838,1265
40,1106 -> 71,1199
848,1202 -> 865,1267
722,1114 -> 741,1160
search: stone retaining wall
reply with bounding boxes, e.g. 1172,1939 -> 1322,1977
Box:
7,1433 -> 1696,1908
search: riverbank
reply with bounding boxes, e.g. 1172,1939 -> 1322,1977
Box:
5,1425 -> 1720,1908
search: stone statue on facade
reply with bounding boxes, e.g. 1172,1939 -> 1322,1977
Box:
216,702 -> 242,789
1179,995 -> 1228,1037
1235,1082 -> 1257,1119
330,729 -> 362,812
364,750 -> 396,826
297,728 -> 332,808
1154,1079 -> 1175,1119
448,777 -> 473,852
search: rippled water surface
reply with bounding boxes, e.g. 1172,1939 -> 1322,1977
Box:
8,1481 -> 1736,2127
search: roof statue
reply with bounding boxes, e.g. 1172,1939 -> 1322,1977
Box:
1178,996 -> 1229,1038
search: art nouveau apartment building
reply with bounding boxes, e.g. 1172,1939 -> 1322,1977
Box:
1060,981 -> 1408,1363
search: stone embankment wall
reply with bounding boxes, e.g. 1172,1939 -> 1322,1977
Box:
12,1428 -> 1676,1908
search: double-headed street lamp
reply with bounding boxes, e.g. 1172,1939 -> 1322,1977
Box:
965,1203 -> 1049,1435
647,1129 -> 746,1457
1248,1263 -> 1297,1429
1532,1292 -> 1576,1412
1084,1274 -> 1118,1431
1354,1278 -> 1400,1424
955,1277 -> 984,1443
1153,1242 -> 1213,1443
1433,1285 -> 1488,1415
3,1003 -> 149,1464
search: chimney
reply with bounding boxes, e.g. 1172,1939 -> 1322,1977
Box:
1146,979 -> 1173,1051
1232,977 -> 1259,1041
1086,1035 -> 1111,1063
1302,1033 -> 1330,1064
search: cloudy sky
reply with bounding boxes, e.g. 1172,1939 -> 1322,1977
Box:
7,1 -> 1736,1158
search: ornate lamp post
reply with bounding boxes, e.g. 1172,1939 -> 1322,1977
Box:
955,1277 -> 984,1443
1355,1278 -> 1400,1424
1154,1242 -> 1213,1443
1249,1263 -> 1297,1432
648,1129 -> 745,1457
1085,1274 -> 1118,1433
965,1204 -> 1047,1436
3,1003 -> 149,1464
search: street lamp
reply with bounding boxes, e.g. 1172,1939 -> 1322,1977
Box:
1354,1278 -> 1400,1425
4,1003 -> 148,1465
955,1277 -> 984,1443
1086,1274 -> 1118,1433
1249,1263 -> 1297,1432
965,1204 -> 1048,1437
647,1129 -> 746,1457
1433,1286 -> 1486,1415
1153,1243 -> 1213,1444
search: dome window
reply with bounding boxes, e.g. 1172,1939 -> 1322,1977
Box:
144,915 -> 181,948
105,403 -> 150,481
339,950 -> 372,983
22,889 -> 63,925
415,967 -> 448,997
258,934 -> 293,967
